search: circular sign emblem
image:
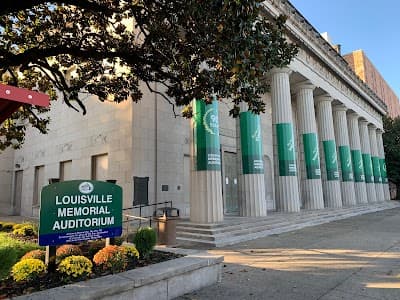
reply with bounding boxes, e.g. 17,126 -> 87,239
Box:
79,182 -> 94,194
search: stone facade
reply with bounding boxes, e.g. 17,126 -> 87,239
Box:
0,0 -> 391,224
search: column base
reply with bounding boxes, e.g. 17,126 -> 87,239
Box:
323,180 -> 342,208
276,176 -> 300,212
190,170 -> 224,224
240,174 -> 267,217
341,182 -> 357,207
384,184 -> 391,201
366,183 -> 377,203
302,179 -> 324,210
354,182 -> 368,204
375,184 -> 385,203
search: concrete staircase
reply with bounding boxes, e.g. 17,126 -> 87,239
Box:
176,201 -> 400,248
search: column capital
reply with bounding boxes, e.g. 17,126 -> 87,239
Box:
315,94 -> 333,104
347,112 -> 360,120
291,80 -> 315,95
376,128 -> 385,134
332,103 -> 348,112
270,67 -> 292,76
368,124 -> 377,131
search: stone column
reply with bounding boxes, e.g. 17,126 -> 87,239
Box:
369,125 -> 384,202
359,120 -> 377,203
236,103 -> 267,217
271,68 -> 300,212
347,113 -> 368,204
190,99 -> 224,223
315,95 -> 342,208
294,82 -> 324,210
333,105 -> 356,206
376,129 -> 390,200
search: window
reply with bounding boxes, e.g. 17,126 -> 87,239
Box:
59,160 -> 72,181
33,165 -> 45,206
91,154 -> 108,180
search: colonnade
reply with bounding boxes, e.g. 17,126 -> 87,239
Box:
189,68 -> 390,223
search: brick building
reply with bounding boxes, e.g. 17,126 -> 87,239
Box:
344,50 -> 400,118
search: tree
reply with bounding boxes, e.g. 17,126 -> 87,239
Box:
383,116 -> 400,195
0,0 -> 298,150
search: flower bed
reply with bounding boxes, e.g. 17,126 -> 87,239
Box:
0,222 -> 183,299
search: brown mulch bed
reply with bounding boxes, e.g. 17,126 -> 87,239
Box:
0,250 -> 182,299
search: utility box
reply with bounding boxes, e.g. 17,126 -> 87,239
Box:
154,207 -> 180,245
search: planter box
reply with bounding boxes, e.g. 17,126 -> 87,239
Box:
14,248 -> 223,300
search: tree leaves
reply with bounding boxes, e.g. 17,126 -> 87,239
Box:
0,0 -> 298,150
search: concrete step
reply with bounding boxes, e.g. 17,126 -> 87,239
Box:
176,202 -> 400,248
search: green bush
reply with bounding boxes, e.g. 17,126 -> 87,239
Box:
0,232 -> 43,278
13,224 -> 36,237
0,246 -> 18,279
21,250 -> 46,262
56,244 -> 82,263
58,255 -> 93,279
133,227 -> 156,258
11,258 -> 46,282
93,245 -> 127,273
87,240 -> 105,259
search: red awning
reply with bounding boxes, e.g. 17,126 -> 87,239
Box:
0,83 -> 50,124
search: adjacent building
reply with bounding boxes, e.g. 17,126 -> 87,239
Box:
0,1 -> 392,228
344,49 -> 400,118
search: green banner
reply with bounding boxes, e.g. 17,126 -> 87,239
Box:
240,111 -> 264,174
39,180 -> 122,246
372,156 -> 382,183
276,123 -> 296,176
362,153 -> 374,183
303,133 -> 321,179
380,158 -> 388,184
322,140 -> 339,181
193,99 -> 221,171
338,145 -> 353,182
351,149 -> 365,182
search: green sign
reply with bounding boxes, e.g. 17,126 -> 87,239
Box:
39,180 -> 122,246
276,123 -> 296,176
362,153 -> 374,183
372,156 -> 382,183
240,111 -> 264,174
322,140 -> 339,181
351,149 -> 365,182
339,145 -> 353,182
193,99 -> 221,171
380,158 -> 388,184
303,133 -> 321,179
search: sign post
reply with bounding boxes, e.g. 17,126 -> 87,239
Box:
39,180 -> 123,247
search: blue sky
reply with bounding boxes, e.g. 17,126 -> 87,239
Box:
289,0 -> 400,98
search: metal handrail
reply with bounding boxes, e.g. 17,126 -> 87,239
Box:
122,200 -> 173,228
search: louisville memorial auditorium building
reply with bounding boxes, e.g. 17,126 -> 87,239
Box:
0,0 -> 395,244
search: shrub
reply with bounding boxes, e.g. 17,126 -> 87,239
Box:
133,227 -> 156,258
0,246 -> 18,279
87,240 -> 105,259
1,222 -> 15,232
21,250 -> 46,262
56,244 -> 82,262
11,258 -> 46,282
93,245 -> 127,273
13,224 -> 36,237
58,255 -> 92,279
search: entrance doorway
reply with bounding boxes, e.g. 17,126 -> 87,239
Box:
223,151 -> 239,215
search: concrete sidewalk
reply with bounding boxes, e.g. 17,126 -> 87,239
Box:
177,208 -> 400,300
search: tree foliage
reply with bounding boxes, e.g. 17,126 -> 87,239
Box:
383,116 -> 400,186
0,0 -> 298,150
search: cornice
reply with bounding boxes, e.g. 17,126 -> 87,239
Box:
262,0 -> 387,116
